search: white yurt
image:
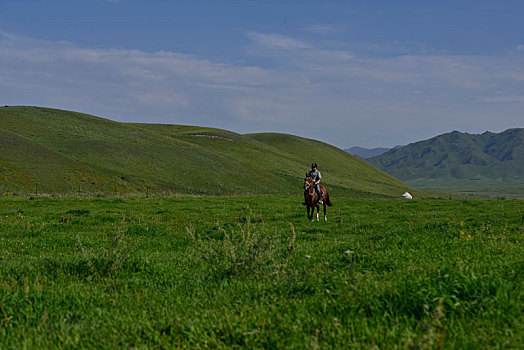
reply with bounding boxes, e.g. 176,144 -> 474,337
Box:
401,192 -> 413,199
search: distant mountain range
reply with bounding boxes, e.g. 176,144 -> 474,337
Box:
345,145 -> 403,159
365,128 -> 524,197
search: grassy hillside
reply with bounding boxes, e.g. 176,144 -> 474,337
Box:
0,106 -> 420,197
367,129 -> 524,198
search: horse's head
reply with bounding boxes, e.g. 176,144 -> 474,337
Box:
304,176 -> 314,190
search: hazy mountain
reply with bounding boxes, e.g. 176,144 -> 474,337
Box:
345,145 -> 404,159
345,146 -> 391,159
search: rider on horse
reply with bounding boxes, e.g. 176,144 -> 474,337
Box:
307,163 -> 324,204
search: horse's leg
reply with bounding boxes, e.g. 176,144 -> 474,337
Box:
316,205 -> 320,221
323,202 -> 327,221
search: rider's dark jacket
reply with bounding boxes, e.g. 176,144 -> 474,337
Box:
307,169 -> 323,198
308,169 -> 322,182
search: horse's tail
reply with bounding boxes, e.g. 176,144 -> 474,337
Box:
325,192 -> 333,206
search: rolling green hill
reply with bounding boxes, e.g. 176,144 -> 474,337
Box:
0,106 -> 421,197
367,129 -> 524,198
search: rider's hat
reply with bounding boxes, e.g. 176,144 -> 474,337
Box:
311,163 -> 317,169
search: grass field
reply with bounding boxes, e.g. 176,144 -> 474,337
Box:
405,179 -> 524,200
0,195 -> 522,348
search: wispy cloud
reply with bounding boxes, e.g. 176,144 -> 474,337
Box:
245,32 -> 310,50
483,95 -> 524,103
1,31 -> 523,148
302,24 -> 343,34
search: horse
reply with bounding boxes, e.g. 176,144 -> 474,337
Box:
304,176 -> 333,221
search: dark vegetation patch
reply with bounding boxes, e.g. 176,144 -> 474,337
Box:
65,209 -> 90,216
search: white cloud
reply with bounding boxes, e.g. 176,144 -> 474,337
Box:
1,31 -> 523,148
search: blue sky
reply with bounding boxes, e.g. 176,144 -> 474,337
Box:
1,0 -> 523,148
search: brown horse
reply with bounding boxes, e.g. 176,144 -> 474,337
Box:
304,176 -> 333,221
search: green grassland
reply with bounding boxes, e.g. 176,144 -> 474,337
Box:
0,106 -> 422,198
406,179 -> 524,200
0,195 -> 522,348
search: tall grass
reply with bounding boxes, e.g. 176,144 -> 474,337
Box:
0,195 -> 522,348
